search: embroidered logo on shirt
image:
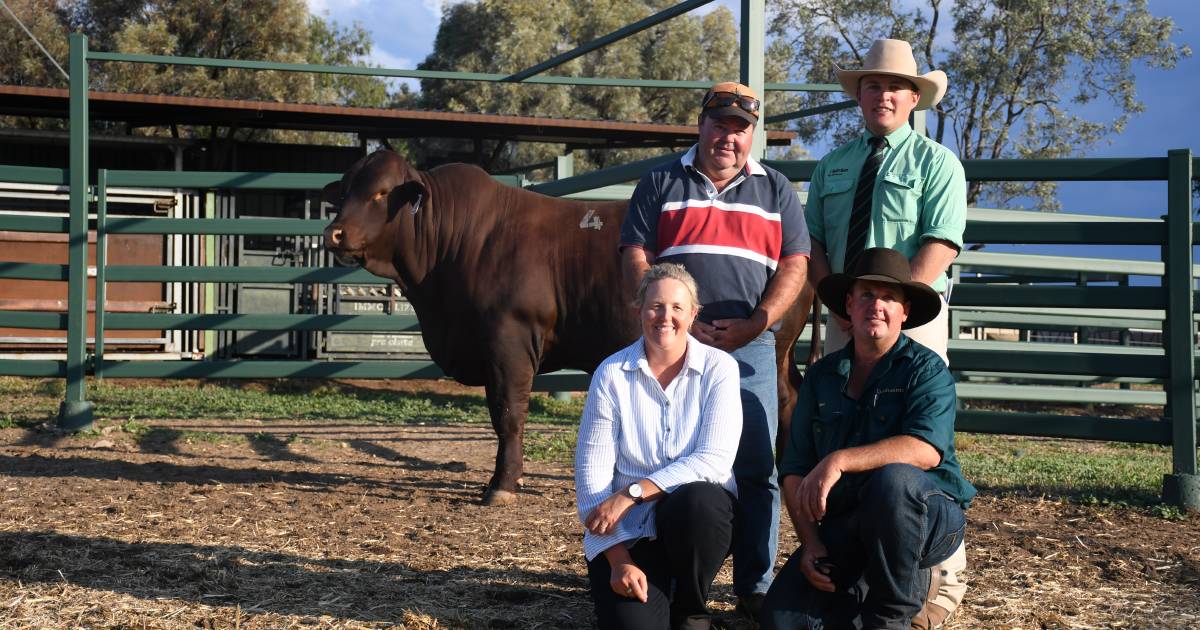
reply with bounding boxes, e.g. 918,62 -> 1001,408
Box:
876,387 -> 905,394
829,167 -> 849,177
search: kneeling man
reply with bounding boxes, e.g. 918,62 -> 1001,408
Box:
762,248 -> 975,629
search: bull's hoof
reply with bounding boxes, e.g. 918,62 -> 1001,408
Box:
481,488 -> 519,506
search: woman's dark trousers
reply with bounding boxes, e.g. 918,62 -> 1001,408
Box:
586,482 -> 736,630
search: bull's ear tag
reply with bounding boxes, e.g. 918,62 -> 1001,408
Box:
579,208 -> 603,230
411,192 -> 423,215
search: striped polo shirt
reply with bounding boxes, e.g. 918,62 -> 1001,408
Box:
621,145 -> 811,327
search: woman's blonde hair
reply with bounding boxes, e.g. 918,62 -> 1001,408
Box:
634,263 -> 701,311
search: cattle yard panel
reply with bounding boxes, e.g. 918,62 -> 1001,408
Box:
0,27 -> 1191,507
2,152 -> 1196,504
1,183 -> 182,358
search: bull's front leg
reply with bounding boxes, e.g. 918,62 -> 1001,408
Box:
773,283 -> 816,462
480,336 -> 538,506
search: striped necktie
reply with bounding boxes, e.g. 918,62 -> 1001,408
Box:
844,135 -> 887,269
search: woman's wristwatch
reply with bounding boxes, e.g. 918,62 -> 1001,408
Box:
626,482 -> 644,505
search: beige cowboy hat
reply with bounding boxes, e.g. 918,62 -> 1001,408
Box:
834,39 -> 947,111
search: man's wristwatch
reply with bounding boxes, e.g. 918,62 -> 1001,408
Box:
626,482 -> 644,505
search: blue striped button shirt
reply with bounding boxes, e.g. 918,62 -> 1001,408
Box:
575,335 -> 742,561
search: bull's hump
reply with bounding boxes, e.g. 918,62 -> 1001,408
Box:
428,162 -> 494,186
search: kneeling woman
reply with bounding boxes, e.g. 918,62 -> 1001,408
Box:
575,263 -> 742,630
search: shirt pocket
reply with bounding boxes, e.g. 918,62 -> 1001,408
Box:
818,177 -> 855,212
867,393 -> 906,442
879,172 -> 924,223
816,176 -> 855,245
812,408 -> 847,455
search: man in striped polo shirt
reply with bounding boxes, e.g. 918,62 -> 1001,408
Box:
620,80 -> 811,619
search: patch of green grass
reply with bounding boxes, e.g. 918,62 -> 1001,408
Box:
956,433 -> 1172,508
73,425 -> 104,438
0,377 -> 59,420
34,379 -> 63,398
525,428 -> 578,464
119,419 -> 151,437
1147,504 -> 1189,520
81,379 -> 501,425
180,430 -> 243,445
528,394 -> 585,423
0,414 -> 36,429
0,377 -> 593,427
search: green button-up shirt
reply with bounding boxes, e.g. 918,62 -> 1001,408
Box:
779,334 -> 976,507
806,124 -> 967,293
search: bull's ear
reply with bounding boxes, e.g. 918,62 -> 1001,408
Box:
320,181 -> 343,209
388,180 -> 427,220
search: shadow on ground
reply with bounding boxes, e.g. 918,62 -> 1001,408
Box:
0,531 -> 593,627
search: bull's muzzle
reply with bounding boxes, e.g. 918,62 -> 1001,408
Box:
323,224 -> 360,266
324,224 -> 346,250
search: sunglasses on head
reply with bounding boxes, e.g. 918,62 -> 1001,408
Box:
701,91 -> 760,116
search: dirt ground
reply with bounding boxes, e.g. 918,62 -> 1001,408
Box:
1,413 -> 1198,629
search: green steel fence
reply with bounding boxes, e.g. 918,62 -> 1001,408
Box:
2,152 -> 1196,502
0,30 -> 1196,507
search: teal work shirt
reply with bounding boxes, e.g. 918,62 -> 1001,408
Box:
779,334 -> 976,507
806,124 -> 967,293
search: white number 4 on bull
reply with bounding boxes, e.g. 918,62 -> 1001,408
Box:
579,209 -> 603,230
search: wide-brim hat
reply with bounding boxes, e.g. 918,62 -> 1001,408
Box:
700,81 -> 760,125
817,248 -> 941,330
834,39 -> 947,111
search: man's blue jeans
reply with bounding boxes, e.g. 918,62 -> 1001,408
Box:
730,332 -> 780,596
761,464 -> 966,630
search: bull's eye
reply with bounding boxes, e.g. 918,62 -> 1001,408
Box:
373,191 -> 386,202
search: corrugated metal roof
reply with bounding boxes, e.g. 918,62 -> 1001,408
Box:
0,85 -> 795,148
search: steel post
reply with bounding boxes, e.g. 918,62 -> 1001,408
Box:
555,153 -> 574,180
910,109 -> 926,137
550,153 -> 575,402
59,33 -> 94,430
204,191 -> 217,358
740,0 -> 765,158
1163,148 -> 1197,510
94,169 -> 107,379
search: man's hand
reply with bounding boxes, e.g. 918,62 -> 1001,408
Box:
693,312 -> 767,352
798,539 -> 836,593
621,246 -> 654,305
610,557 -> 649,602
585,492 -> 635,536
783,475 -> 835,592
796,453 -> 844,523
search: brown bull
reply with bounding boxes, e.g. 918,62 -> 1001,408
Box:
323,150 -> 818,505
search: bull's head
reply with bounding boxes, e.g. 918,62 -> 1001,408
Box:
322,150 -> 426,269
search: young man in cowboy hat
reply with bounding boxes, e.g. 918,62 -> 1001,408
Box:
762,248 -> 975,630
807,38 -> 966,365
620,81 -> 811,619
806,39 -> 969,626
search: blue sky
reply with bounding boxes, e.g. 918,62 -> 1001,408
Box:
306,0 -> 1197,256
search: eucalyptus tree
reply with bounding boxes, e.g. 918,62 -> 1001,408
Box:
1,0 -> 70,85
769,0 -> 1188,210
2,0 -> 389,153
413,0 -> 754,173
